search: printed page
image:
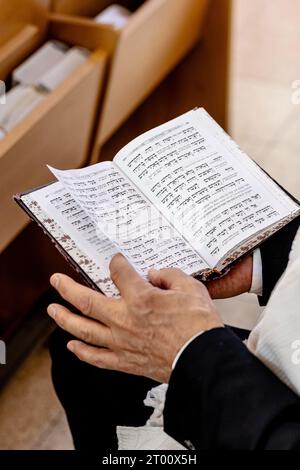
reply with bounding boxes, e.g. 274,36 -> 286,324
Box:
114,108 -> 300,267
23,182 -> 119,296
48,162 -> 208,276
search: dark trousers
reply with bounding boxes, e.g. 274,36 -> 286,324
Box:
49,326 -> 250,451
49,328 -> 158,450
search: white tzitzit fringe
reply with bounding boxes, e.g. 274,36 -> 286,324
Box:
117,384 -> 185,450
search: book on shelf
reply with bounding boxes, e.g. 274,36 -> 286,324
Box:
94,4 -> 131,29
13,40 -> 90,92
14,108 -> 300,297
0,85 -> 45,138
0,41 -> 90,139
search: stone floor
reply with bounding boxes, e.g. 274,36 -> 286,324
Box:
0,0 -> 300,450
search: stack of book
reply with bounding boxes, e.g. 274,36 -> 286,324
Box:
0,40 -> 90,140
94,4 -> 131,29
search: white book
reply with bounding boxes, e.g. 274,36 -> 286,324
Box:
0,129 -> 6,140
12,41 -> 69,87
0,85 -> 45,133
15,108 -> 300,297
37,47 -> 90,92
95,4 -> 131,29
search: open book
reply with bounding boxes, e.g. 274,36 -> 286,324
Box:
15,108 -> 300,297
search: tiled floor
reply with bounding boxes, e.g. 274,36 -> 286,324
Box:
1,0 -> 300,450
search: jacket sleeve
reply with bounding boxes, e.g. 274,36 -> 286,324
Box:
258,215 -> 300,306
164,327 -> 300,450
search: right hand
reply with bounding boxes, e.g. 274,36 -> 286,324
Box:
48,254 -> 223,384
205,255 -> 253,299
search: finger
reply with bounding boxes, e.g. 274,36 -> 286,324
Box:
206,255 -> 253,299
109,253 -> 150,298
50,273 -> 120,324
47,304 -> 112,348
67,340 -> 120,371
149,268 -> 205,295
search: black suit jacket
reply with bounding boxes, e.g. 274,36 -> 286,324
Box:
164,215 -> 300,450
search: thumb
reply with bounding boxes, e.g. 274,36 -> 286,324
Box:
149,268 -> 205,295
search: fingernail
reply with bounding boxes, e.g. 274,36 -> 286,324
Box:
47,305 -> 57,319
50,274 -> 60,289
67,342 -> 75,352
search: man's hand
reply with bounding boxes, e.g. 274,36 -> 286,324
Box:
206,255 -> 253,299
47,254 -> 223,383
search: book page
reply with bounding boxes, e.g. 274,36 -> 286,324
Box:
114,109 -> 300,267
48,162 -> 208,276
23,182 -> 119,297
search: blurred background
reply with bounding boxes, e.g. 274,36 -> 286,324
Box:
0,0 -> 299,449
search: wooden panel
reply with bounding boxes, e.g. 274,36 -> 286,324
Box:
0,0 -> 48,27
0,223 -> 74,341
91,0 -> 209,158
98,0 -> 231,163
0,44 -> 107,253
0,24 -> 42,80
49,13 -> 117,54
50,1 -> 144,16
0,0 -> 50,79
0,23 -> 33,47
51,0 -> 115,16
47,0 -> 208,159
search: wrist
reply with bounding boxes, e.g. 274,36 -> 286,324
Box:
171,323 -> 224,372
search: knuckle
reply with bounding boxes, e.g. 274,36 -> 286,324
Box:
129,294 -> 143,311
94,356 -> 105,369
110,266 -> 119,285
77,353 -> 87,364
165,267 -> 181,276
158,268 -> 169,275
168,267 -> 181,275
79,325 -> 91,343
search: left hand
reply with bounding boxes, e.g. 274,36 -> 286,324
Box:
48,254 -> 223,383
206,255 -> 253,299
